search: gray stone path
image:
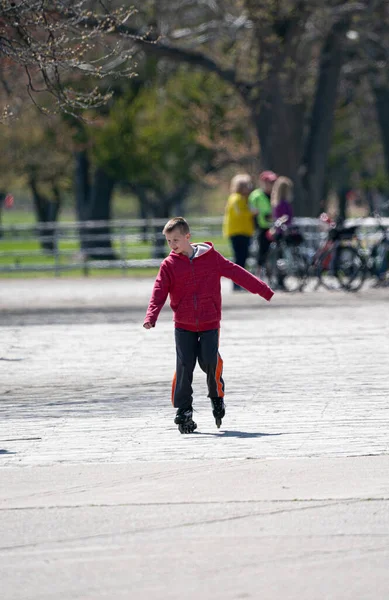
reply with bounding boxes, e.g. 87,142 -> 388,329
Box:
1,278 -> 389,599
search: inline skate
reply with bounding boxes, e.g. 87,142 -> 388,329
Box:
174,408 -> 197,434
211,397 -> 225,429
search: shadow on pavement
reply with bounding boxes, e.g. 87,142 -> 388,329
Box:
194,430 -> 284,438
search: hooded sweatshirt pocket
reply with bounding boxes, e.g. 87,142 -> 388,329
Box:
199,297 -> 219,322
173,296 -> 196,324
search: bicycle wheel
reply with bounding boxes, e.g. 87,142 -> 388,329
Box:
316,247 -> 341,290
265,244 -> 307,292
336,246 -> 366,291
300,262 -> 321,292
297,246 -> 321,292
265,244 -> 279,290
282,246 -> 308,292
370,240 -> 389,286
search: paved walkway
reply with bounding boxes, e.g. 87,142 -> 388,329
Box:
1,278 -> 389,599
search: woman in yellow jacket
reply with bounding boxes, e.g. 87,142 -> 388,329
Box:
223,174 -> 257,291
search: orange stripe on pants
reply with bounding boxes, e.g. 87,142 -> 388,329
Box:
171,372 -> 177,405
216,353 -> 224,398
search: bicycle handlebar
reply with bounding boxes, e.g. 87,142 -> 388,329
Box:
274,215 -> 289,229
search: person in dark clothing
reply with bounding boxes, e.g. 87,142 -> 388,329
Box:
143,216 -> 274,433
249,171 -> 278,277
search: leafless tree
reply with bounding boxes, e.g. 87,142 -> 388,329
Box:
0,0 -> 138,118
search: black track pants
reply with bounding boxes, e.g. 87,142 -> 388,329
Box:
230,235 -> 251,290
172,328 -> 224,410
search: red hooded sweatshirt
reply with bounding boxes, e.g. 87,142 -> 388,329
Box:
144,242 -> 274,332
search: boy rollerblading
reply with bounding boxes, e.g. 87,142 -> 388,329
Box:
143,217 -> 274,433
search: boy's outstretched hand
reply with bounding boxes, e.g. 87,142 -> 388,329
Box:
143,322 -> 154,329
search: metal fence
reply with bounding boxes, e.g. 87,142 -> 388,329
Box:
0,216 -> 388,275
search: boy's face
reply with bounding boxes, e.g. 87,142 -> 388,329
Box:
165,228 -> 191,254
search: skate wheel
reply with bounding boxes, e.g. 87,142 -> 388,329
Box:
215,418 -> 222,429
178,423 -> 197,434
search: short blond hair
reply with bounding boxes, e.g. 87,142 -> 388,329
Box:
162,216 -> 190,235
230,173 -> 253,195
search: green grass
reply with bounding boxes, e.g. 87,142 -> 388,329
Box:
1,209 -> 37,226
0,268 -> 160,279
0,188 -> 231,278
0,223 -> 231,278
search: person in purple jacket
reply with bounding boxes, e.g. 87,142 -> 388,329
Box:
271,176 -> 294,226
269,177 -> 295,290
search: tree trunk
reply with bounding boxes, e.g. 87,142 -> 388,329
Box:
130,183 -> 191,259
337,186 -> 350,224
29,179 -> 60,252
0,192 -> 5,237
372,83 -> 389,180
74,150 -> 90,253
152,183 -> 191,258
74,152 -> 116,260
130,184 -> 151,243
255,96 -> 305,183
251,20 -> 349,217
299,19 -> 350,217
138,201 -> 149,243
151,196 -> 171,259
86,166 -> 116,260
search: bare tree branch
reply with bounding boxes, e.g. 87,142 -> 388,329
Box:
0,0 -> 138,114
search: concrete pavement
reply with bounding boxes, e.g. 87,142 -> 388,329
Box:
0,278 -> 389,599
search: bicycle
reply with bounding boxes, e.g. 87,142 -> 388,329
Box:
363,209 -> 389,287
302,215 -> 365,292
264,217 -> 307,292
